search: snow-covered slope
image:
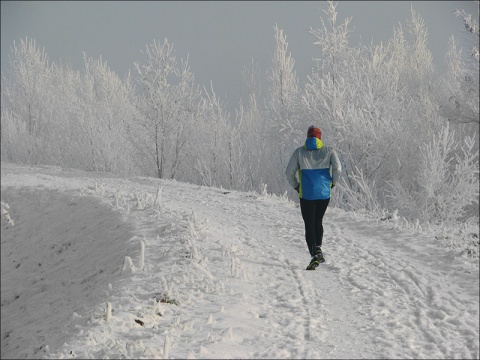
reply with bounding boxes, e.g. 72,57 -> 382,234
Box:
1,162 -> 478,359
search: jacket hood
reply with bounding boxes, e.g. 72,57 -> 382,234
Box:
304,137 -> 324,150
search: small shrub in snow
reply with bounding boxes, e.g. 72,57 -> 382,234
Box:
113,190 -> 128,209
163,336 -> 171,359
122,256 -> 135,274
94,182 -> 107,196
388,124 -> 479,225
260,183 -> 268,197
436,223 -> 480,258
138,238 -> 146,270
134,191 -> 146,210
103,302 -> 112,321
1,201 -> 14,226
153,185 -> 163,209
339,167 -> 383,216
155,293 -> 179,306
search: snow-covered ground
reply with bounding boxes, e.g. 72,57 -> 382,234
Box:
1,162 -> 478,359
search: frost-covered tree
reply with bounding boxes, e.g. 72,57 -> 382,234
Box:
432,3 -> 479,226
439,2 -> 479,126
386,6 -> 439,137
264,24 -> 301,194
455,1 -> 480,62
309,0 -> 353,86
72,54 -> 136,173
0,108 -> 28,163
388,123 -> 479,224
266,24 -> 299,134
194,83 -> 233,188
303,0 -> 358,137
1,37 -> 56,164
234,100 -> 262,192
405,6 -> 435,98
440,36 -> 479,125
46,63 -> 81,168
132,39 -> 202,179
300,1 -> 471,225
1,38 -> 136,174
1,38 -> 52,136
233,59 -> 265,192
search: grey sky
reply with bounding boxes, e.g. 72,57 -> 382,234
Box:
1,1 -> 477,111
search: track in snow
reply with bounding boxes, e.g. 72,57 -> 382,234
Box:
1,163 -> 478,359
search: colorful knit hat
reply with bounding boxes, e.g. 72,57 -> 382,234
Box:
307,126 -> 322,139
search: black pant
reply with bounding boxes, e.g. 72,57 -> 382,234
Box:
300,198 -> 330,257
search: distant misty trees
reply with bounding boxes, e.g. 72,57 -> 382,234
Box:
1,1 -> 478,227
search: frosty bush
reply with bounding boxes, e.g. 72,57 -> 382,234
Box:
388,124 -> 479,224
103,302 -> 112,322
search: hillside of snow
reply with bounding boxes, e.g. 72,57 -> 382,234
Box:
1,162 -> 478,359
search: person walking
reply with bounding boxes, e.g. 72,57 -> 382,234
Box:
286,126 -> 342,270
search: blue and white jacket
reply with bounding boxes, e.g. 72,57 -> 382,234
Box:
286,137 -> 342,200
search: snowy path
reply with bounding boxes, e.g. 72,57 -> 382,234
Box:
1,163 -> 478,359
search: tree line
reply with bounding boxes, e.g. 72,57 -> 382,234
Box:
1,1 -> 478,226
